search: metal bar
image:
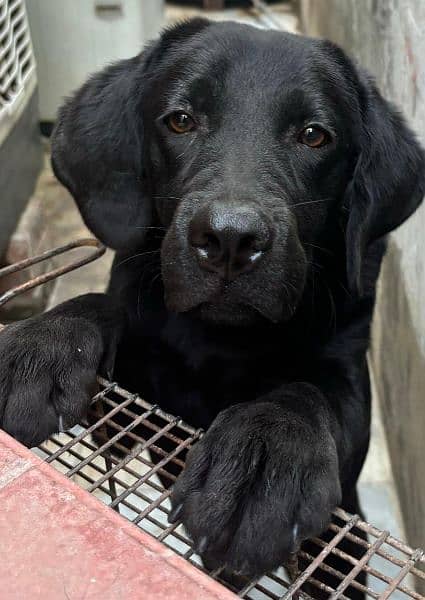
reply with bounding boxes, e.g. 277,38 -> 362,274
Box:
334,508 -> 425,567
85,441 -> 144,493
329,531 -> 389,599
310,535 -> 423,600
297,550 -> 376,599
328,519 -> 425,583
45,394 -> 136,463
281,515 -> 360,599
380,549 -> 424,600
301,576 -> 347,599
157,521 -> 183,543
0,238 -> 105,307
238,576 -> 263,597
97,377 -> 204,439
86,418 -> 179,493
88,406 -> 188,472
65,406 -> 158,477
132,488 -> 172,525
109,436 -> 194,509
98,394 -> 192,456
43,429 -> 177,490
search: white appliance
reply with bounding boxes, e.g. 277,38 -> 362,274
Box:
0,0 -> 37,144
0,0 -> 41,258
25,0 -> 164,123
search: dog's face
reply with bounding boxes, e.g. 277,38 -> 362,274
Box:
52,19 -> 425,325
144,25 -> 358,324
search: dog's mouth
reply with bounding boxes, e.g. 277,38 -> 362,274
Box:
190,299 -> 269,326
161,250 -> 307,325
163,279 -> 295,326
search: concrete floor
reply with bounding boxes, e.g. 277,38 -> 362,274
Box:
5,0 -> 407,577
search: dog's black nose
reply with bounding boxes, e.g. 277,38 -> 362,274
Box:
189,204 -> 272,280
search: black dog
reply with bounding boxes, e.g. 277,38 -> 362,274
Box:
1,19 -> 424,592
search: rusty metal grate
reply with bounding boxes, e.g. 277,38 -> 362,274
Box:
32,378 -> 425,600
0,238 -> 106,309
1,241 -> 425,599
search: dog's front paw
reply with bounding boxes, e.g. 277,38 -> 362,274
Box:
0,306 -> 109,447
169,401 -> 341,577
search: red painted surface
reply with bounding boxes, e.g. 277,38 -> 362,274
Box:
0,430 -> 236,600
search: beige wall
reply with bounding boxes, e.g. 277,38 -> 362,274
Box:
300,0 -> 425,559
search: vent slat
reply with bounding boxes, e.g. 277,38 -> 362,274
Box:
0,0 -> 35,116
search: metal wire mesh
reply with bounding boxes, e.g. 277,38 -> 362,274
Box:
33,377 -> 425,600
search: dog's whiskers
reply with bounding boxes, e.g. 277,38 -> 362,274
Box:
304,242 -> 334,256
176,136 -> 196,160
292,198 -> 332,208
149,271 -> 163,291
137,266 -> 162,320
113,249 -> 161,270
315,272 -> 337,334
133,225 -> 166,231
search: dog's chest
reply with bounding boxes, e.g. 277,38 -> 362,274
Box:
141,341 -> 271,430
115,315 -> 286,430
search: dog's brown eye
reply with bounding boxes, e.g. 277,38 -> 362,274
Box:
299,126 -> 330,148
166,112 -> 196,134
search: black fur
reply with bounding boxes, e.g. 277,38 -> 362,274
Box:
1,20 -> 424,594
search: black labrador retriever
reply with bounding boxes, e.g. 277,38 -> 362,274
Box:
1,18 -> 424,593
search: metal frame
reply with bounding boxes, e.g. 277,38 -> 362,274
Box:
0,238 -> 105,309
35,379 -> 425,599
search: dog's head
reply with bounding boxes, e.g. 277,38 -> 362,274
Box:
52,19 -> 425,325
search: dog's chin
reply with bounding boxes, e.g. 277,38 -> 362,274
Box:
163,273 -> 305,326
190,301 -> 266,327
165,286 -> 302,326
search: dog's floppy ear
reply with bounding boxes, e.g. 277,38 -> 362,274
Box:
51,55 -> 149,251
345,72 -> 425,295
51,18 -> 211,251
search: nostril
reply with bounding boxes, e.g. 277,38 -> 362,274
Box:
190,230 -> 222,260
237,232 -> 271,256
235,235 -> 265,267
204,232 -> 221,255
238,234 -> 256,252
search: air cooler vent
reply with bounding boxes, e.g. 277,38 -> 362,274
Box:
0,0 -> 36,116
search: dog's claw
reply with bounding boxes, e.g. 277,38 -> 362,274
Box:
197,536 -> 208,554
58,414 -> 65,433
168,503 -> 183,523
291,523 -> 299,550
